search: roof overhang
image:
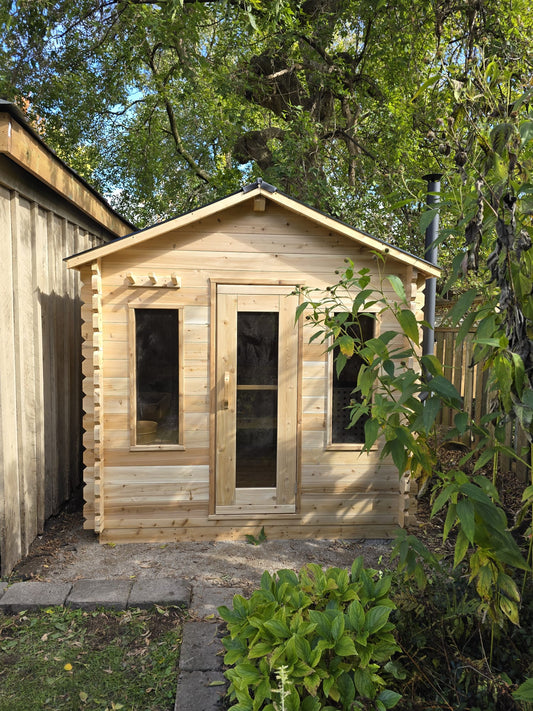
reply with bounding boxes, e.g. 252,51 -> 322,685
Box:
0,101 -> 134,237
65,184 -> 441,279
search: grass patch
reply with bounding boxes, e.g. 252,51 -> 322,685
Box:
0,605 -> 183,710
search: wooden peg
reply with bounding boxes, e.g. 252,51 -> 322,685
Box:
126,272 -> 135,285
170,273 -> 181,287
148,272 -> 157,285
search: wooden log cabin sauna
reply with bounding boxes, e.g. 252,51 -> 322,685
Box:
66,180 -> 440,544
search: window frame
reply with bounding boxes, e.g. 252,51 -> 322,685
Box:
326,309 -> 379,451
128,302 -> 184,451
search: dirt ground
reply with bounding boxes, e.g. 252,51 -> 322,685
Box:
9,502 -> 393,594
10,460 -> 525,592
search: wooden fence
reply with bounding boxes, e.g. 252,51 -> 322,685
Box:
434,328 -> 529,481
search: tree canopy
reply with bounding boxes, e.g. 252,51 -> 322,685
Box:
0,0 -> 531,262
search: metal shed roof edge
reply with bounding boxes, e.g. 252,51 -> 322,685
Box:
0,100 -> 135,233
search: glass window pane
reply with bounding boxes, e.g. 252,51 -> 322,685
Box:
332,315 -> 374,444
237,312 -> 278,386
135,309 -> 179,445
236,389 -> 277,487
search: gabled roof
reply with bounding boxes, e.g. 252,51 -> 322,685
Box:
65,181 -> 440,277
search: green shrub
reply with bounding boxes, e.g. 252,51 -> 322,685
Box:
391,566 -> 533,710
219,558 -> 402,711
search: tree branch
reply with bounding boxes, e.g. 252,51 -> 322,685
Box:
322,128 -> 377,160
145,48 -> 213,183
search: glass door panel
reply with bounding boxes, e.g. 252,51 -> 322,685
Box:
236,312 -> 278,487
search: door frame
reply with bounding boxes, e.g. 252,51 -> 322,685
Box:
208,280 -> 301,516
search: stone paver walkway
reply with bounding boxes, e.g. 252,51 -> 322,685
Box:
0,577 -> 191,613
0,577 -> 240,711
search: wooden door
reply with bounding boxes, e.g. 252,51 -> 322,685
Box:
215,285 -> 299,514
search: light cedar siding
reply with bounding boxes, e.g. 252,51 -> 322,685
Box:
67,186 -> 440,544
0,102 -> 132,575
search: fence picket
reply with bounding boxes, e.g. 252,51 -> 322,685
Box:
434,328 -> 529,480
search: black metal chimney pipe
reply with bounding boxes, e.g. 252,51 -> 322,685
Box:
422,173 -> 442,358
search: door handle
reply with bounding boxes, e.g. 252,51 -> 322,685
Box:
223,371 -> 230,409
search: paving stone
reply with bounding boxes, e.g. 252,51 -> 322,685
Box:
67,579 -> 132,610
128,577 -> 191,609
179,621 -> 224,672
190,585 -> 243,619
174,670 -> 226,711
0,581 -> 72,613
0,582 -> 7,600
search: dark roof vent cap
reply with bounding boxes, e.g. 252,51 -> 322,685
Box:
242,177 -> 277,194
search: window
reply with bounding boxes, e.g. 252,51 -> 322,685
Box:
329,314 -> 374,446
131,307 -> 183,449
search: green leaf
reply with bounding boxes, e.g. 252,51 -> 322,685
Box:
456,499 -> 475,544
420,354 -> 443,377
351,557 -> 364,581
248,642 -> 274,658
453,528 -> 470,568
397,309 -> 419,345
364,606 -> 392,635
337,334 -> 355,358
497,572 -> 520,603
377,689 -> 403,708
234,661 -> 263,685
491,122 -> 516,155
454,411 -> 469,434
511,352 -> 525,396
419,207 -> 439,234
295,301 -> 308,322
431,483 -> 456,516
373,575 -> 392,599
364,418 -> 380,449
336,672 -> 355,706
443,502 -> 457,541
264,619 -> 291,639
456,312 -> 477,345
519,120 -> 533,145
422,396 -> 441,433
427,375 -> 461,404
446,289 -> 478,326
302,692 -> 322,710
513,677 -> 533,701
353,667 -> 376,699
335,635 -> 357,657
386,275 -> 407,304
308,610 -> 333,641
347,599 -> 365,631
330,613 -> 345,642
336,352 -> 347,377
384,660 -> 407,681
499,595 -> 520,625
472,448 -> 494,473
387,438 -> 408,474
218,605 -> 243,624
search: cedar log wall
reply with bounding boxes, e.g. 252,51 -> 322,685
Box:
81,199 -> 426,543
0,155 -> 123,575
